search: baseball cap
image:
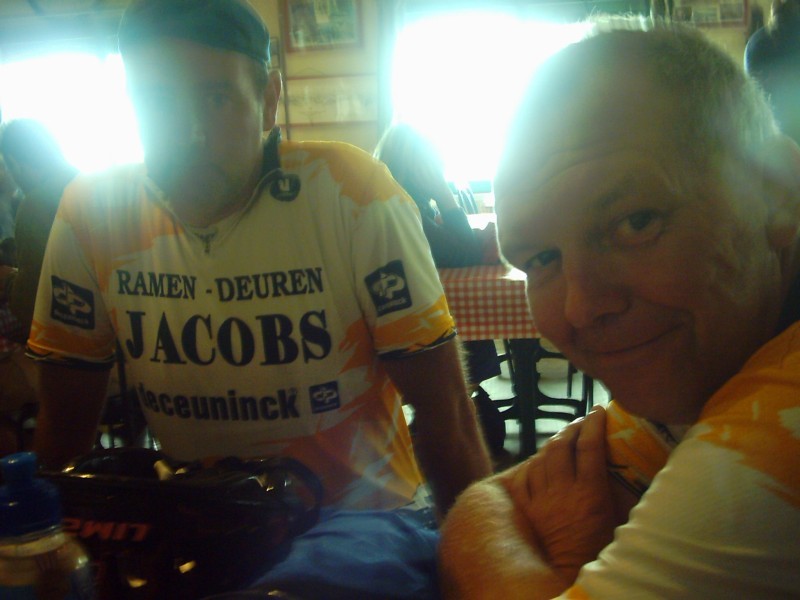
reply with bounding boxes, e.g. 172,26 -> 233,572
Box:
118,0 -> 271,65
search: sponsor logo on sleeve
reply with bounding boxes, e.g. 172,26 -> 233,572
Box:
309,381 -> 340,414
51,276 -> 95,329
364,260 -> 412,316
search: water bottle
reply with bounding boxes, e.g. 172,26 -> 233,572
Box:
0,452 -> 95,599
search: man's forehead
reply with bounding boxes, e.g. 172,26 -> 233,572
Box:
496,60 -> 676,193
124,39 -> 251,82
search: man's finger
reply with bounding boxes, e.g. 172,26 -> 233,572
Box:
542,418 -> 582,485
526,455 -> 549,498
575,405 -> 608,484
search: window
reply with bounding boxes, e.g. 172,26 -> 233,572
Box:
391,11 -> 589,185
0,52 -> 142,173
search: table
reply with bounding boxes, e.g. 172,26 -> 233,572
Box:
438,265 -> 545,457
466,212 -> 497,231
438,265 -> 592,457
437,265 -> 534,342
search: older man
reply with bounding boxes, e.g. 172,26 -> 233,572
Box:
29,0 -> 490,517
439,20 -> 800,599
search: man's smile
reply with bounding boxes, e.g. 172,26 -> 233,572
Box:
577,324 -> 685,370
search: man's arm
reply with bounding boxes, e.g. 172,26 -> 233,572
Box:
504,407 -> 616,584
8,187 -> 64,342
382,338 -> 492,517
33,362 -> 109,469
439,407 -> 616,599
439,467 -> 569,599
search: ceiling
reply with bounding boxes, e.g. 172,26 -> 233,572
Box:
0,0 -> 128,18
0,0 -> 129,59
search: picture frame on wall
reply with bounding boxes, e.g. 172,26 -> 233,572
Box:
672,0 -> 748,27
284,75 -> 376,125
281,0 -> 362,52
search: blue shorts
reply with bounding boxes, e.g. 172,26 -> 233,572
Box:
204,507 -> 441,599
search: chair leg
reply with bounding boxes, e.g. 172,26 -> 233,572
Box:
583,375 -> 594,414
502,340 -> 516,381
567,363 -> 577,397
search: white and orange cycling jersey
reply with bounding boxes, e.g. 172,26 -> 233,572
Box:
566,321 -> 800,598
28,138 -> 457,511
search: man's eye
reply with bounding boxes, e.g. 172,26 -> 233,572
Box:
205,92 -> 229,110
524,248 -> 561,272
612,210 -> 664,246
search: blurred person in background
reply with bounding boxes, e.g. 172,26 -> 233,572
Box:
745,0 -> 800,143
0,154 -> 21,242
0,119 -> 78,342
375,123 -> 508,464
374,123 -> 498,268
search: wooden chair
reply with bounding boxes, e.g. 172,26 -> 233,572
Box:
498,340 -> 592,421
500,339 -> 595,456
456,188 -> 480,214
530,341 -> 593,423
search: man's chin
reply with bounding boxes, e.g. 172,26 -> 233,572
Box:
607,376 -> 705,425
151,164 -> 232,206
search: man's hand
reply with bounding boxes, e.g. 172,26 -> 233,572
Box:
505,406 -> 616,583
439,475 -> 567,600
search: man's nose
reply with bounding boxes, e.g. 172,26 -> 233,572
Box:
187,114 -> 206,147
562,254 -> 629,329
168,99 -> 207,149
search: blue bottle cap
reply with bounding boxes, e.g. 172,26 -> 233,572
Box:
0,452 -> 62,537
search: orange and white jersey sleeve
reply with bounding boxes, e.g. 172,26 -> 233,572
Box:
27,165 -> 146,368
604,399 -> 682,499
564,322 -> 800,599
282,141 -> 455,358
28,141 -> 457,511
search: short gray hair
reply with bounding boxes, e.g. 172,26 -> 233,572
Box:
501,17 -> 778,181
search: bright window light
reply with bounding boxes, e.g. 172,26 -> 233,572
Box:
0,52 -> 142,173
392,12 -> 590,183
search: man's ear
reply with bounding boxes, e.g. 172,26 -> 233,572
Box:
758,134 -> 800,249
262,69 -> 283,131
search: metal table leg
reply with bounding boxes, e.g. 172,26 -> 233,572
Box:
508,338 -> 592,459
508,338 -> 538,458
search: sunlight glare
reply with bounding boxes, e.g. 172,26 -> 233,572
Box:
392,12 -> 590,183
0,52 -> 142,173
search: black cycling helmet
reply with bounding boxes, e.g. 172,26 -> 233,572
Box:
41,448 -> 322,599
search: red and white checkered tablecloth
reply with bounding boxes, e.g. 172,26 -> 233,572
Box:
438,265 -> 537,341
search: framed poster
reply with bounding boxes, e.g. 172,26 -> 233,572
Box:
284,75 -> 376,125
281,0 -> 362,52
672,0 -> 748,26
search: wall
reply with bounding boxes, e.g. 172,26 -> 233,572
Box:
246,0 -> 773,155
0,0 -> 127,60
250,0 -> 382,152
703,0 -> 771,60
0,0 -> 771,152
